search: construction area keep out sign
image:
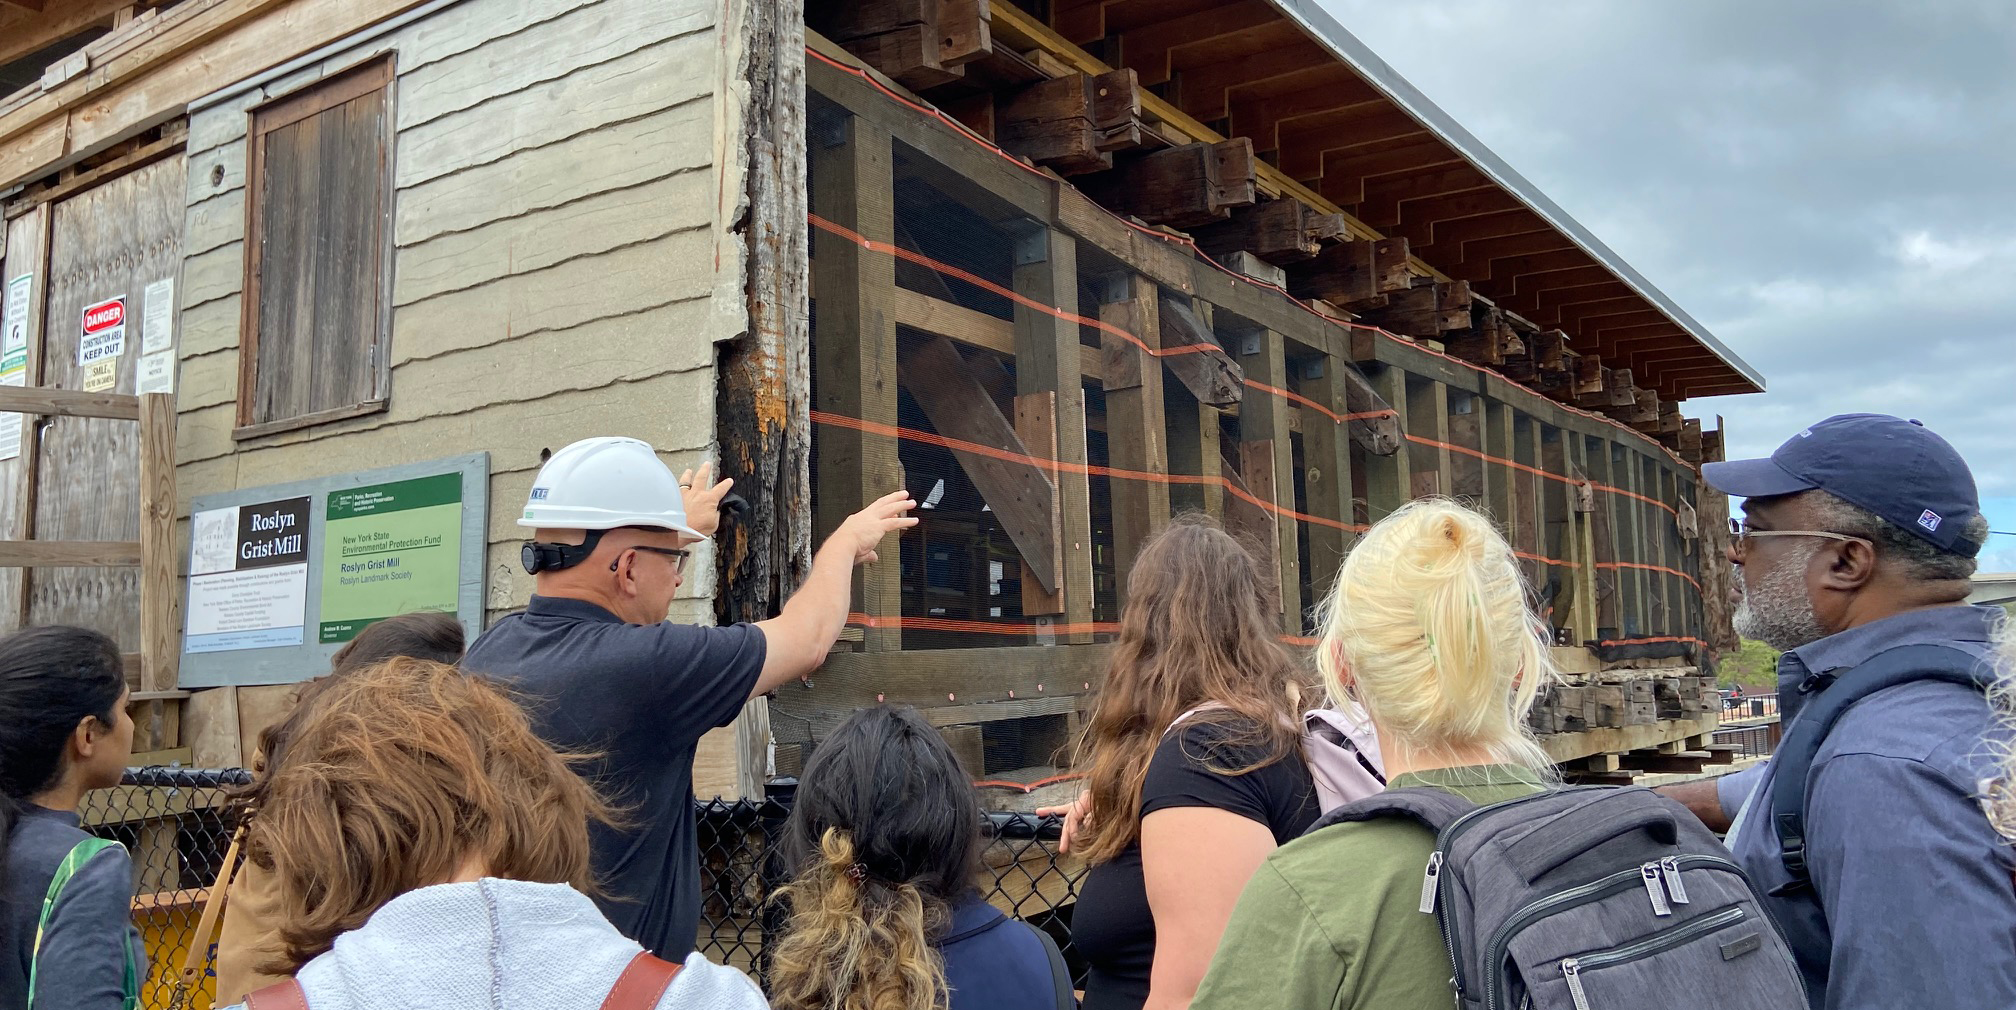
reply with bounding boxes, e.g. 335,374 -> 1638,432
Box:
78,295 -> 126,365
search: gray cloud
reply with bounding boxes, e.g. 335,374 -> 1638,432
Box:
1316,0 -> 2016,510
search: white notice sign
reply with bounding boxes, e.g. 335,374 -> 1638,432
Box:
142,278 -> 175,354
184,498 -> 313,653
78,295 -> 126,365
137,350 -> 175,394
1,273 -> 28,462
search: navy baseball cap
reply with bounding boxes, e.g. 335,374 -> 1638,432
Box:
1702,413 -> 1982,558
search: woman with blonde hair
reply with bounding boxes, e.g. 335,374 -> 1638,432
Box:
1191,499 -> 1557,1010
1063,516 -> 1321,1010
221,658 -> 766,1010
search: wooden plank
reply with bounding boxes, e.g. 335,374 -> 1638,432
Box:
0,541 -> 143,567
1165,373 -> 1223,519
1405,373 -> 1451,499
1588,437 -> 1622,640
1099,275 -> 1169,601
138,393 -> 178,700
811,112 -> 902,651
1511,412 -> 1544,600
996,73 -> 1109,174
1190,197 -> 1344,265
1482,398 -> 1515,539
1447,390 -> 1484,500
0,206 -> 49,635
771,642 -> 1111,743
1234,326 -> 1299,627
1012,226 -> 1094,641
1300,352 -> 1357,598
1014,391 -> 1065,617
1359,361 -> 1410,520
1154,293 -> 1242,407
899,335 -> 1060,593
1080,139 -> 1257,228
0,386 -> 141,420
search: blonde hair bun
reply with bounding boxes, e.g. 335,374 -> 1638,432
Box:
1315,498 -> 1556,768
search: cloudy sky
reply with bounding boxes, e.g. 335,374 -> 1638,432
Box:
1315,0 -> 2016,572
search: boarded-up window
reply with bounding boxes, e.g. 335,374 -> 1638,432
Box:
238,57 -> 394,436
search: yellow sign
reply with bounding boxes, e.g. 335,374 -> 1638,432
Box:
83,357 -> 118,392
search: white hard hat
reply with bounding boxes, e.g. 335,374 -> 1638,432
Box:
518,437 -> 707,540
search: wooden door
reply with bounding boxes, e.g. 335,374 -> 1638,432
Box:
25,158 -> 185,652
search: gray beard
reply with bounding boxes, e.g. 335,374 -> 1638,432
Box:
1733,547 -> 1827,652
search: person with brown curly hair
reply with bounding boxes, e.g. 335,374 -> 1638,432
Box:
769,705 -> 1071,1010
220,659 -> 767,1010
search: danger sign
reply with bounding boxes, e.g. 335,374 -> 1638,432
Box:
78,295 -> 127,366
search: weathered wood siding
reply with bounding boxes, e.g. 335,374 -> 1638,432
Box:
173,0 -> 737,639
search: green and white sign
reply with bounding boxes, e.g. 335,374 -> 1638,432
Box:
179,452 -> 487,688
320,472 -> 464,644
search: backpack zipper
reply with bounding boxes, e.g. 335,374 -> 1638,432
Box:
1557,906 -> 1748,1010
1482,854 -> 1748,1010
1658,856 -> 1690,905
1429,789 -> 1580,1000
1419,851 -> 1443,913
1640,864 -> 1672,917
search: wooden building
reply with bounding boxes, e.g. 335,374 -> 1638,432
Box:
0,0 -> 1760,808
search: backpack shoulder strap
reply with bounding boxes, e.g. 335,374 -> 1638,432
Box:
1303,785 -> 1477,837
243,979 -> 309,1010
1027,922 -> 1077,1010
601,951 -> 683,1010
1770,643 -> 1990,886
30,836 -> 136,1010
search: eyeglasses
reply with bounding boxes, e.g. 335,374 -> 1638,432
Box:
1728,518 -> 1871,549
609,545 -> 691,576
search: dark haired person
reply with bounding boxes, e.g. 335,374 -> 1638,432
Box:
214,609 -> 468,1004
1657,414 -> 2016,1009
769,704 -> 1070,1010
0,626 -> 141,1009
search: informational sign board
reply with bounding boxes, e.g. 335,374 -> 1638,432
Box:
320,472 -> 464,644
185,497 -> 312,653
1,273 -> 30,461
179,453 -> 488,688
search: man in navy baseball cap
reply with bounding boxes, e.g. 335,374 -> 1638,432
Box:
1656,413 -> 2014,1010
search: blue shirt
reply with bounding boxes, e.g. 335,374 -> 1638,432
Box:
1721,605 -> 2016,1010
940,895 -> 1066,1010
462,595 -> 766,960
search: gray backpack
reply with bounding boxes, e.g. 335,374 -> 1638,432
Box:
1311,785 -> 1807,1009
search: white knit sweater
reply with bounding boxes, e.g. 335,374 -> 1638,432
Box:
232,878 -> 769,1010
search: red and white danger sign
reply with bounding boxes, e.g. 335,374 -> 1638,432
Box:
79,295 -> 127,366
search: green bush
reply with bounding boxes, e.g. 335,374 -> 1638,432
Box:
1718,638 -> 1781,689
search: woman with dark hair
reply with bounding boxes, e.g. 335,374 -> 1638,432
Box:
0,626 -> 140,1010
769,704 -> 1072,1010
1063,517 -> 1319,1010
213,610 -> 468,1003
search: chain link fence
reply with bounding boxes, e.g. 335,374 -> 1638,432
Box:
80,771 -> 1082,1008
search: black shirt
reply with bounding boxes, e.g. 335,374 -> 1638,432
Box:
462,595 -> 765,959
1072,719 -> 1318,1010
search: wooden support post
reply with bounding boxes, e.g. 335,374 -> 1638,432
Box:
1166,387 -> 1223,519
1565,436 -> 1601,647
1360,362 -> 1410,520
1011,224 -> 1095,641
1099,275 -> 1170,602
1482,398 -> 1515,539
1015,393 -> 1065,617
1155,294 -> 1243,407
1447,391 -> 1484,501
812,112 -> 903,651
1405,374 -> 1451,499
137,393 -> 178,749
1510,412 -> 1542,595
1587,437 -> 1621,642
1300,353 -> 1358,598
1612,445 -> 1648,638
1234,327 -> 1300,630
1642,454 -> 1670,637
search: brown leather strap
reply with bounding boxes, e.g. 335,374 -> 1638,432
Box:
600,951 -> 682,1010
243,978 -> 309,1010
181,825 -> 246,987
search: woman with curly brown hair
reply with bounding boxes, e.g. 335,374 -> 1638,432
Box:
222,658 -> 767,1010
1062,517 -> 1320,1010
768,704 -> 1072,1010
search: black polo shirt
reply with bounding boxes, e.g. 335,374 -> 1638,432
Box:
463,595 -> 766,959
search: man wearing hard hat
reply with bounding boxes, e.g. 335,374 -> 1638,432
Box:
463,436 -> 917,960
